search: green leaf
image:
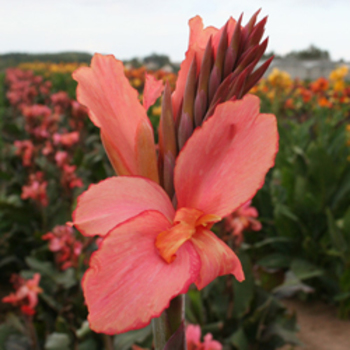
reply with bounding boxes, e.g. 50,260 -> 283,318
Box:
113,325 -> 152,350
76,321 -> 91,339
0,324 -> 15,350
253,237 -> 293,249
232,252 -> 254,318
263,324 -> 300,346
187,289 -> 204,324
291,259 -> 323,280
257,253 -> 291,269
273,271 -> 314,298
45,333 -> 70,350
78,338 -> 99,350
25,257 -> 56,277
228,328 -> 249,350
326,208 -> 347,256
53,268 -> 77,289
274,204 -> 299,222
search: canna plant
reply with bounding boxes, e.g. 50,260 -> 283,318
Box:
71,10 -> 277,349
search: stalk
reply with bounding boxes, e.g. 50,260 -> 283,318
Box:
152,295 -> 186,350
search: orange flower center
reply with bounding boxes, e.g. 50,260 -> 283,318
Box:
155,207 -> 221,263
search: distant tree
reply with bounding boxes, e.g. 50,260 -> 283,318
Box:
262,51 -> 281,60
143,53 -> 171,68
285,45 -> 330,60
124,57 -> 143,68
0,52 -> 92,70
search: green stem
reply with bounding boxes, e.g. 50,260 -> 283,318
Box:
152,294 -> 186,350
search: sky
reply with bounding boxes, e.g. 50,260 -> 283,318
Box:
2,0 -> 350,62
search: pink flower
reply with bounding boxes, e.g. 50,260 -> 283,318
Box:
72,95 -> 277,333
72,16 -> 277,335
61,164 -> 83,189
42,141 -> 54,156
2,273 -> 43,316
224,200 -> 262,246
21,172 -> 48,206
186,324 -> 222,350
14,140 -> 34,167
51,91 -> 71,113
55,150 -> 69,167
22,104 -> 51,120
42,225 -> 83,270
53,131 -> 79,147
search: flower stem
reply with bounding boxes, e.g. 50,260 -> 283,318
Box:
152,294 -> 186,350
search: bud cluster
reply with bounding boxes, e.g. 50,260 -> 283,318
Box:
158,10 -> 273,198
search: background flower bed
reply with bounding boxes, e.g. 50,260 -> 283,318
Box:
0,64 -> 349,349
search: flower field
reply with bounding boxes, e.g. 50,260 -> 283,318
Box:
0,60 -> 349,350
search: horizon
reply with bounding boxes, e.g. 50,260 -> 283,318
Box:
2,0 -> 350,63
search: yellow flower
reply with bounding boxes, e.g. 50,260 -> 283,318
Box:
329,65 -> 349,81
152,106 -> 162,116
267,68 -> 293,89
131,78 -> 142,88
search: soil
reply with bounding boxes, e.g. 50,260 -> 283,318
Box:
278,299 -> 350,350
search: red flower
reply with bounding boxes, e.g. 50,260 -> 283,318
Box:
42,225 -> 83,270
2,273 -> 43,316
224,200 -> 262,246
186,324 -> 222,350
21,171 -> 48,207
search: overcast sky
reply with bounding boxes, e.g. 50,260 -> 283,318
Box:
2,0 -> 350,62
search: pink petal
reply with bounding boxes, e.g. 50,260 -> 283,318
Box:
83,211 -> 200,334
175,95 -> 278,218
191,229 -> 244,290
203,333 -> 222,350
172,17 -> 238,121
186,324 -> 201,345
172,16 -> 217,120
143,74 -> 164,111
73,176 -> 174,237
73,54 -> 157,177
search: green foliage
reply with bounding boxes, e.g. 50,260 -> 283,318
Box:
251,104 -> 350,316
285,44 -> 330,60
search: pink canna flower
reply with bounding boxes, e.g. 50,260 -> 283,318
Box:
51,91 -> 71,113
2,273 -> 43,316
186,324 -> 222,350
55,150 -> 69,167
224,200 -> 262,246
42,225 -> 83,270
61,164 -> 83,189
72,94 -> 277,334
72,14 -> 277,335
21,171 -> 48,207
14,140 -> 35,167
53,131 -> 79,147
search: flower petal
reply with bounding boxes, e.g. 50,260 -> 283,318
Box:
172,16 -> 217,120
73,176 -> 174,237
191,229 -> 244,289
83,211 -> 200,334
143,73 -> 164,111
172,17 -> 238,121
175,94 -> 278,218
73,54 -> 157,177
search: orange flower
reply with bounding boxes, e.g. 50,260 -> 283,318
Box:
310,77 -> 329,93
318,96 -> 332,108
